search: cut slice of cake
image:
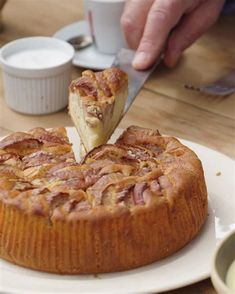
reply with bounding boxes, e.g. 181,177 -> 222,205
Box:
69,68 -> 128,156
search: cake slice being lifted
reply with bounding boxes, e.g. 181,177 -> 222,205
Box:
69,68 -> 128,155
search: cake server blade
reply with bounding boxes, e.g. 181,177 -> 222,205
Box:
112,48 -> 162,113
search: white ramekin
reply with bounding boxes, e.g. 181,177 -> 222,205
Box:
0,36 -> 74,115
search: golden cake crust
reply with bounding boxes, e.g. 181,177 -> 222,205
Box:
70,68 -> 128,103
0,126 -> 208,274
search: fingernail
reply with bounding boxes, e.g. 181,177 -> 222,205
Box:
132,52 -> 151,70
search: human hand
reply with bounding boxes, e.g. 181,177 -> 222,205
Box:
121,0 -> 225,70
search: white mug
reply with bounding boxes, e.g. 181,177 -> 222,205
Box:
83,0 -> 127,55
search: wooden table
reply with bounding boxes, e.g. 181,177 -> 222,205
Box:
0,1 -> 234,293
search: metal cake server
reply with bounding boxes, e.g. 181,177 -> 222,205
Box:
112,48 -> 163,113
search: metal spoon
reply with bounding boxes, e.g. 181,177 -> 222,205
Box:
67,35 -> 93,50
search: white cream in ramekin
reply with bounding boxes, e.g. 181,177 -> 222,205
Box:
0,37 -> 74,114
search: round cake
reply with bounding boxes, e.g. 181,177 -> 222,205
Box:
0,126 -> 207,274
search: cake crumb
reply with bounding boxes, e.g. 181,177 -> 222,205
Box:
216,171 -> 221,176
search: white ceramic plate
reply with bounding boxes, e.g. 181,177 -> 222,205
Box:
0,127 -> 235,294
53,21 -> 115,70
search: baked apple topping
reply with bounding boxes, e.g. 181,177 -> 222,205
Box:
70,68 -> 127,103
0,126 -> 201,219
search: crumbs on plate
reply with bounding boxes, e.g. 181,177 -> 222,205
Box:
216,171 -> 221,176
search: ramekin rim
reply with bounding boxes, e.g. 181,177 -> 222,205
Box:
0,36 -> 75,73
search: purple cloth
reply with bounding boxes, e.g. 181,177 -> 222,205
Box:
223,0 -> 235,14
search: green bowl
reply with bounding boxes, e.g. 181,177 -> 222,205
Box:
211,230 -> 235,294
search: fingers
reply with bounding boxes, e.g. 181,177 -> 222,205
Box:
121,0 -> 154,49
164,0 -> 225,67
132,0 -> 196,70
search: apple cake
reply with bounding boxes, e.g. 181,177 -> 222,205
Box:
0,125 -> 207,274
69,68 -> 128,155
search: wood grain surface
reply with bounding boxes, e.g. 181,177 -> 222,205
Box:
0,1 -> 235,293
